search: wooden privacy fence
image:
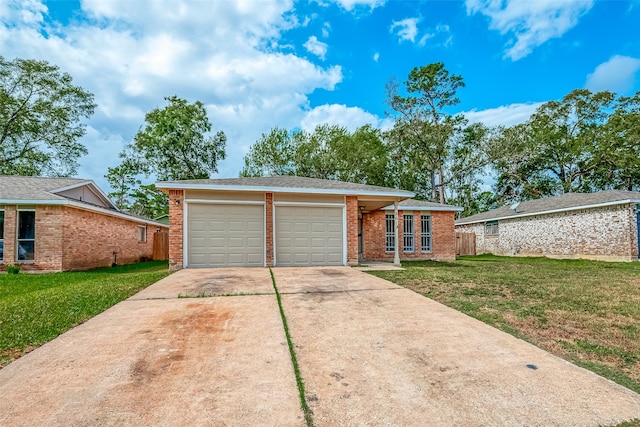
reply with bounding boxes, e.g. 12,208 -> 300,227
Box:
153,231 -> 169,260
456,231 -> 476,256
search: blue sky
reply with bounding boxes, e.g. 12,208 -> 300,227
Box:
2,0 -> 640,191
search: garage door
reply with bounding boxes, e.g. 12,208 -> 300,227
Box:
275,205 -> 343,266
188,203 -> 264,267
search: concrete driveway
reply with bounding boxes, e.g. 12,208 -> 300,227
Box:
1,267 -> 640,426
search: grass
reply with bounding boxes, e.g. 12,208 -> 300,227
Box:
0,261 -> 170,368
370,255 -> 640,395
269,268 -> 314,427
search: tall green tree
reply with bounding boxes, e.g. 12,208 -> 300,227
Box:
106,95 -> 226,217
241,124 -> 390,186
0,56 -> 96,176
489,89 -> 615,201
590,91 -> 640,191
386,62 -> 465,202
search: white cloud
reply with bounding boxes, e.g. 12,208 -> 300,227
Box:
418,23 -> 452,47
331,0 -> 385,11
585,55 -> 640,94
304,35 -> 328,60
373,52 -> 380,62
300,104 -> 392,132
463,102 -> 543,127
466,0 -> 594,60
390,17 -> 420,43
322,22 -> 331,38
0,0 -> 345,190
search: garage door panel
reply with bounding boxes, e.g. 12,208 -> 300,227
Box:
247,237 -> 263,249
188,204 -> 264,268
276,206 -> 343,266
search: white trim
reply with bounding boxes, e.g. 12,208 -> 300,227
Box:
456,199 -> 640,225
184,199 -> 265,205
273,201 -> 345,208
158,182 -> 413,198
383,204 -> 463,212
50,180 -> 94,194
183,200 -> 188,268
342,202 -> 347,266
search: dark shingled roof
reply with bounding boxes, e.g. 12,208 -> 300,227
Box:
456,190 -> 640,225
158,176 -> 414,196
0,176 -> 89,201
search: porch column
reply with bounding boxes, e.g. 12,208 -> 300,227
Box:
393,200 -> 400,266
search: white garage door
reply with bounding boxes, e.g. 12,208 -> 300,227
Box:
275,205 -> 343,266
188,203 -> 264,267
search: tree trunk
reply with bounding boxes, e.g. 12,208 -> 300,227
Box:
438,166 -> 445,204
430,170 -> 437,202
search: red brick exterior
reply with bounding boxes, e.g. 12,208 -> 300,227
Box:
0,205 -> 165,272
265,192 -> 274,266
346,195 -> 359,265
168,189 -> 184,271
363,209 -> 456,261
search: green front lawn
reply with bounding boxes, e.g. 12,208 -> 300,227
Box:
0,261 -> 170,367
370,255 -> 640,394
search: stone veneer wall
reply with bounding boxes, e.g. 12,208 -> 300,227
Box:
456,203 -> 639,261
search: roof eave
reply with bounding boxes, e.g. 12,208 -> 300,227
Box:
455,199 -> 640,225
0,199 -> 69,205
156,182 -> 414,198
383,205 -> 464,212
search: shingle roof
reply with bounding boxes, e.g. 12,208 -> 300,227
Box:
382,198 -> 463,211
0,176 -> 89,201
0,175 -> 167,227
456,190 -> 640,225
157,176 -> 414,196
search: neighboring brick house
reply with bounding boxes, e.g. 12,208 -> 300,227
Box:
0,176 -> 168,272
157,176 -> 461,270
455,190 -> 640,262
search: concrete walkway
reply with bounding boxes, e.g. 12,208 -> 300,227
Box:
0,267 -> 639,426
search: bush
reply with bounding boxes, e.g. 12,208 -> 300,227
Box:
5,265 -> 21,274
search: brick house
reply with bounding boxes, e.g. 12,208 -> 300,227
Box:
455,190 -> 640,262
157,176 -> 461,270
0,176 -> 169,272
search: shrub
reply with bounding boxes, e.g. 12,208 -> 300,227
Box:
5,265 -> 21,274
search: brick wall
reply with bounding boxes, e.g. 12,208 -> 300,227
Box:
61,206 -> 159,271
0,204 -> 163,272
0,206 -> 16,270
456,203 -> 639,261
363,209 -> 456,261
265,192 -> 274,266
168,189 -> 184,271
346,196 -> 358,265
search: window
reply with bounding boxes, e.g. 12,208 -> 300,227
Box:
403,214 -> 414,252
385,214 -> 395,252
138,225 -> 147,243
421,214 -> 432,252
17,210 -> 35,261
0,210 -> 4,261
485,220 -> 499,236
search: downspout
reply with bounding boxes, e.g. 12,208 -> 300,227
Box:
394,200 -> 400,266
